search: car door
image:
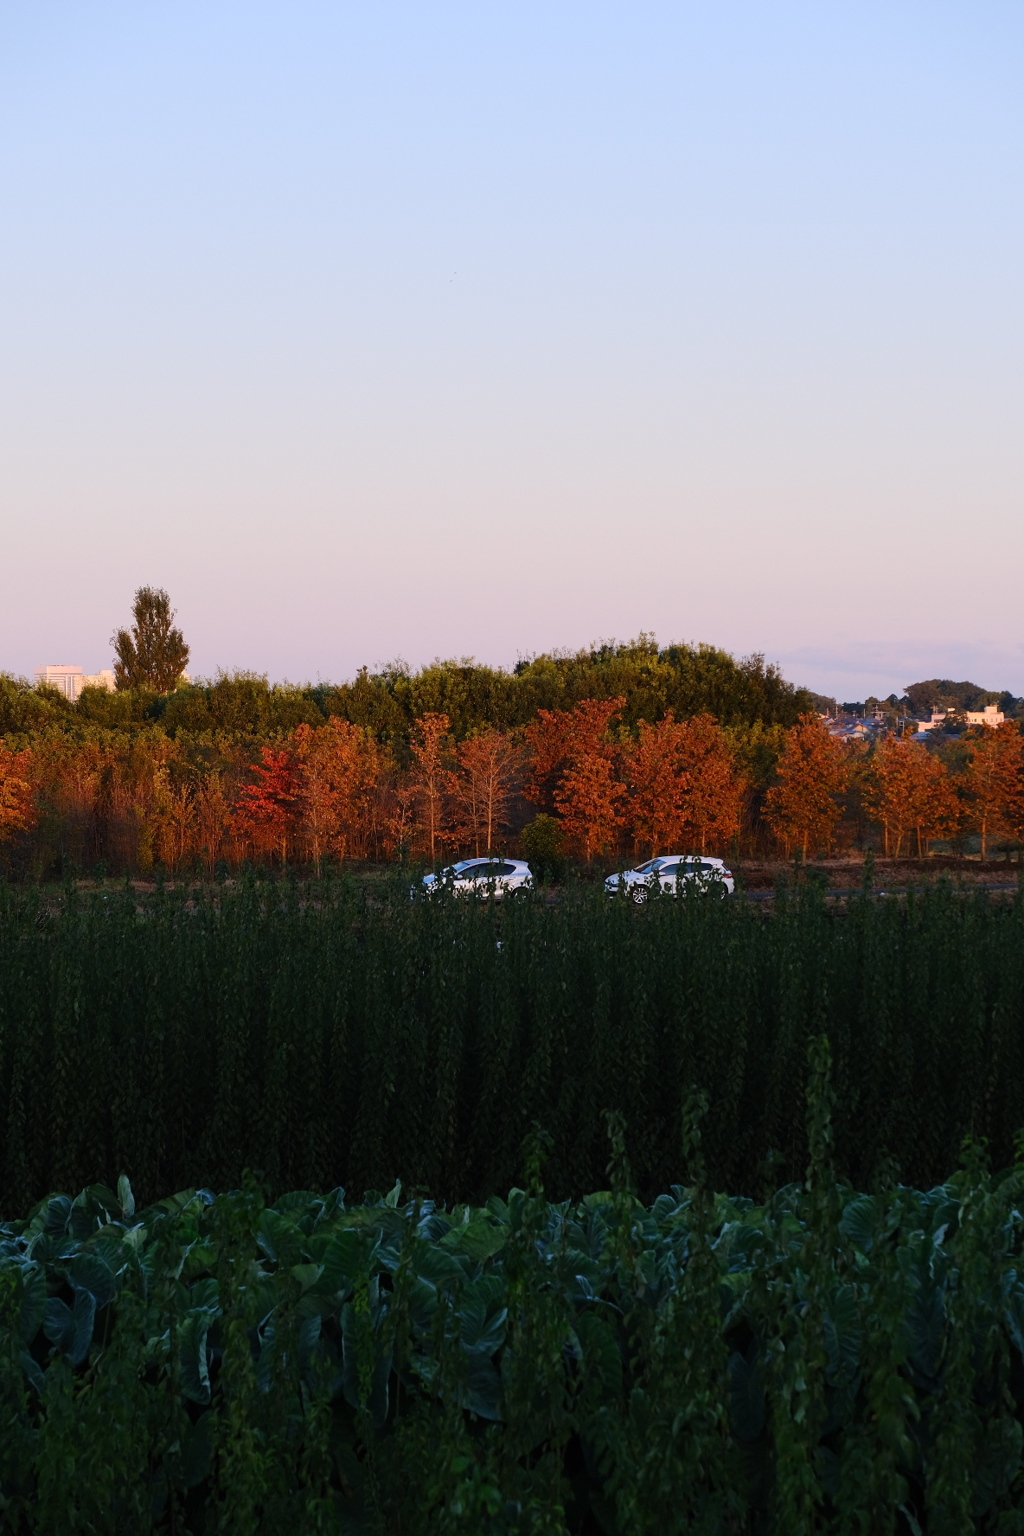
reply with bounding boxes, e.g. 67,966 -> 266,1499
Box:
657,861 -> 680,892
669,859 -> 707,894
491,861 -> 521,895
453,861 -> 487,892
467,861 -> 505,894
698,860 -> 721,889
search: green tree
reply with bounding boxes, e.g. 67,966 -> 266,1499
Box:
111,587 -> 190,693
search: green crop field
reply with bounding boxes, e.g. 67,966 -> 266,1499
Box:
4,877 -> 1024,1530
2,1117 -> 1024,1532
0,876 -> 1023,1211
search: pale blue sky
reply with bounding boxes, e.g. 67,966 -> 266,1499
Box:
2,3 -> 1022,699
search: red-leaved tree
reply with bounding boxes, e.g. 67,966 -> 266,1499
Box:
231,747 -> 299,863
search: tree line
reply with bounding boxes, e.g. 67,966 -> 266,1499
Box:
4,588 -> 1022,873
2,690 -> 1024,876
2,636 -> 810,742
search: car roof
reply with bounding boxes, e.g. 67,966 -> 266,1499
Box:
650,854 -> 725,866
453,858 -> 528,871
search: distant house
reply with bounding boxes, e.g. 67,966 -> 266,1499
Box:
916,704 -> 1004,732
965,704 -> 1005,727
35,665 -> 116,701
823,714 -> 881,743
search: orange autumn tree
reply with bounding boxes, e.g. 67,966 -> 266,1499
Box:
524,709 -> 575,814
527,698 -> 625,861
677,713 -> 746,854
231,746 -> 299,864
864,736 -> 960,858
454,729 -> 526,856
764,714 -> 850,860
293,718 -> 382,873
965,721 -> 1024,859
626,714 -> 690,857
409,712 -> 456,862
0,744 -> 36,846
627,711 -> 744,858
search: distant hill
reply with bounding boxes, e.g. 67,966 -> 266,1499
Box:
824,680 -> 1024,721
810,680 -> 1024,721
904,679 -> 1004,715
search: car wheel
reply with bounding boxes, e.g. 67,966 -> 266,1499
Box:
630,884 -> 649,905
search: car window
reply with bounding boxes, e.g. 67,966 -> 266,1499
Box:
658,862 -> 679,876
635,859 -> 657,873
493,863 -> 517,876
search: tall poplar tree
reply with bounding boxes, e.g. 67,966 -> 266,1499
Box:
111,587 -> 190,692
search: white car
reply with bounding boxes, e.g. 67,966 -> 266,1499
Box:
417,858 -> 534,900
605,855 -> 735,902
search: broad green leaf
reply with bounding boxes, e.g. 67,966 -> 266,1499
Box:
43,1289 -> 95,1366
68,1251 -> 117,1310
314,1229 -> 377,1296
19,1350 -> 45,1395
178,1311 -> 212,1403
181,1410 -> 215,1489
462,1351 -> 503,1421
440,1217 -> 506,1262
840,1194 -> 882,1252
16,1264 -> 46,1344
257,1209 -> 305,1268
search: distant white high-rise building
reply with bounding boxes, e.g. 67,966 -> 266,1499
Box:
35,665 -> 116,701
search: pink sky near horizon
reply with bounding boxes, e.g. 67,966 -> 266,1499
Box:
2,3 -> 1023,703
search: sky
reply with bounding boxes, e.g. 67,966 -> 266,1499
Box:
1,2 -> 1022,702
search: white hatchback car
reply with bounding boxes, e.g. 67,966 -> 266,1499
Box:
605,855 -> 735,902
417,858 -> 534,900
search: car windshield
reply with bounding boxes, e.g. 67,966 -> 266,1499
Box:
634,859 -> 659,874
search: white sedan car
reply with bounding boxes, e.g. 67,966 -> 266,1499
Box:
417,858 -> 534,899
605,855 -> 735,902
